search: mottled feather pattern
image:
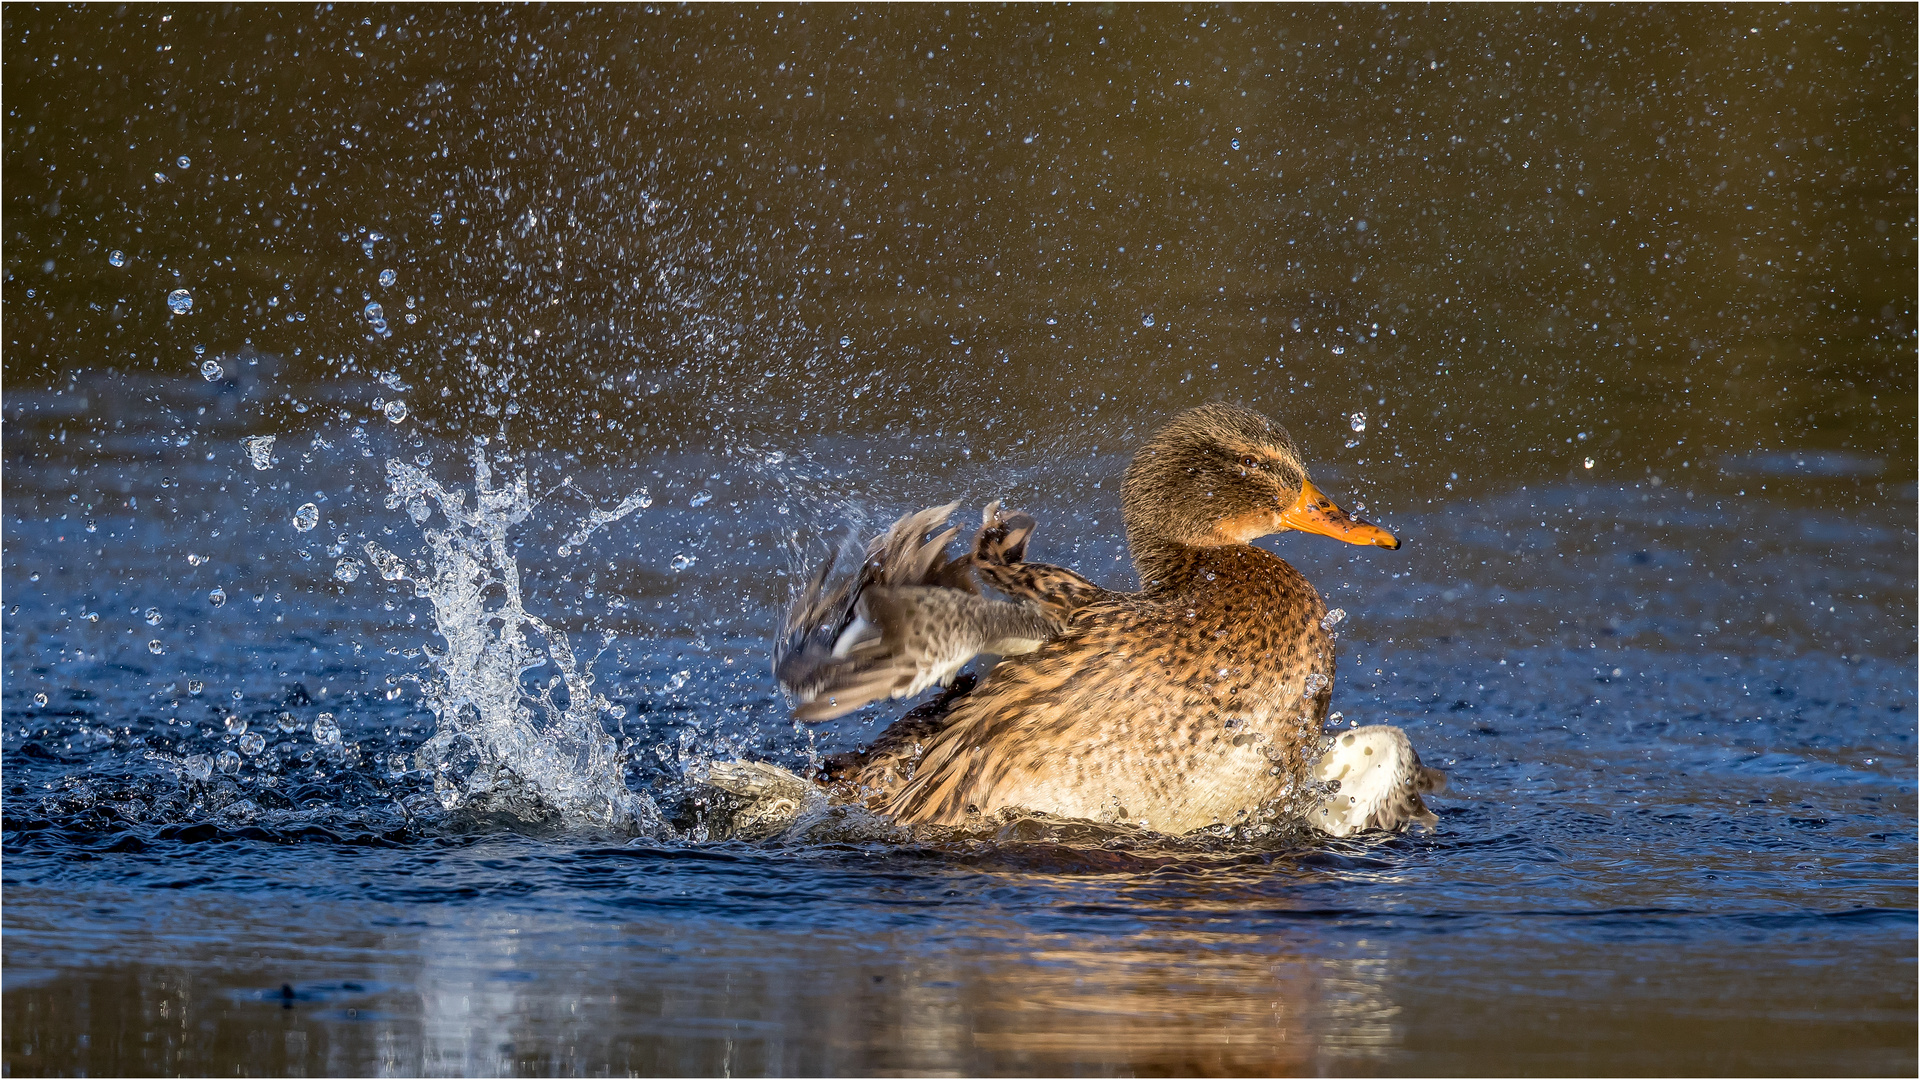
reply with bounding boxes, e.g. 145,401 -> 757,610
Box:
773,501 -> 971,703
757,403 -> 1442,837
971,500 -> 1114,619
775,501 -> 1063,721
880,544 -> 1336,832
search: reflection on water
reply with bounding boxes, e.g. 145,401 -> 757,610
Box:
4,4 -> 1915,1077
6,848 -> 1914,1076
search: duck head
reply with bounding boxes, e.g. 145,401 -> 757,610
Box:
1121,402 -> 1399,552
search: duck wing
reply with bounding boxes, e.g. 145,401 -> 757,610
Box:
1307,725 -> 1448,837
970,500 -> 1115,620
775,502 -> 1059,721
791,584 -> 1059,721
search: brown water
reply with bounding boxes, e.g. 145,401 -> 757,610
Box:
4,6 -> 1914,1077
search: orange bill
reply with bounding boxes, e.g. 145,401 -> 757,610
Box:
1279,480 -> 1401,549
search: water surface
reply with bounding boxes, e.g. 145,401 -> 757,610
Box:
4,6 -> 1915,1076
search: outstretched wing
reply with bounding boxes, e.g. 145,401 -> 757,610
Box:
774,502 -> 1060,721
791,585 -> 1058,721
1307,725 -> 1448,837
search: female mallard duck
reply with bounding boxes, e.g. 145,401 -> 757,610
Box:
753,403 -> 1445,837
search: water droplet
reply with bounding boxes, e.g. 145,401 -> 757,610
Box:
1304,672 -> 1330,694
387,752 -> 410,777
292,503 -> 320,532
378,268 -> 397,287
1584,457 -> 1595,469
188,680 -> 204,696
364,301 -> 384,323
224,715 -> 248,735
1142,314 -> 1155,327
1230,138 -> 1241,149
1320,608 -> 1347,631
663,670 -> 691,693
144,607 -> 164,626
239,732 -> 266,756
1349,412 -> 1368,433
176,155 -> 191,168
688,489 -> 713,508
108,250 -> 126,267
183,754 -> 213,781
669,553 -> 697,571
1330,345 -> 1345,356
147,639 -> 166,655
200,358 -> 223,381
243,435 -> 276,471
276,712 -> 300,734
839,335 -> 852,347
430,211 -> 444,225
334,557 -> 363,583
32,692 -> 48,707
166,288 -> 194,315
312,713 -> 341,747
383,400 -> 408,423
215,749 -> 241,774
187,553 -> 207,566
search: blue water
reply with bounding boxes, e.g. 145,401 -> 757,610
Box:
4,369 -> 1913,1075
4,6 -> 1915,1072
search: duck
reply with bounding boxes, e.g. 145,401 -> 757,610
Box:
743,403 -> 1446,837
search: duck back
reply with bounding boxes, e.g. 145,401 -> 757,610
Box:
876,544 -> 1336,832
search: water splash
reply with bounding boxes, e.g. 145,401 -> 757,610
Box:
371,445 -> 667,835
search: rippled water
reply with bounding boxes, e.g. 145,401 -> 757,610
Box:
5,7 -> 1915,1076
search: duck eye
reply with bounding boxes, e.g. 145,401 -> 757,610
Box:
1242,457 -> 1256,468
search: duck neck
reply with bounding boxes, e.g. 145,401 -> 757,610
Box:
1127,530 -> 1226,593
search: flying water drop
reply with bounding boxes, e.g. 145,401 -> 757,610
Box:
292,503 -> 320,532
243,435 -> 276,471
166,289 -> 194,315
312,713 -> 342,747
200,359 -> 223,382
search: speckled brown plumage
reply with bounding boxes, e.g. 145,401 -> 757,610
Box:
793,402 -> 1406,834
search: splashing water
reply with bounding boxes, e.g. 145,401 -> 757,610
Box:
371,445 -> 666,835
556,491 -> 649,557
